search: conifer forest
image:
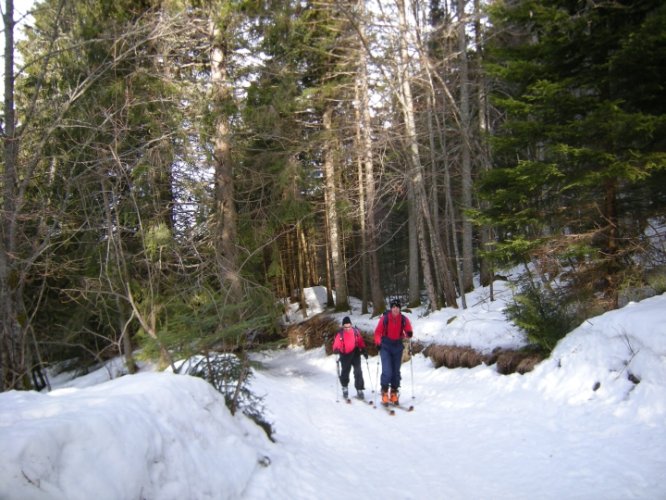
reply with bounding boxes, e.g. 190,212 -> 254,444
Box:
2,0 -> 665,391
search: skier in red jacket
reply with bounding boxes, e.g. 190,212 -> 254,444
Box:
333,316 -> 368,400
374,300 -> 413,406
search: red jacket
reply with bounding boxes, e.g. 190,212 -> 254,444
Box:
374,312 -> 413,345
332,327 -> 366,355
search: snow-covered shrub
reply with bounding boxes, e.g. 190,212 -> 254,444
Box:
176,353 -> 274,440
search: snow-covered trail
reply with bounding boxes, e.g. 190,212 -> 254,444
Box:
243,347 -> 665,500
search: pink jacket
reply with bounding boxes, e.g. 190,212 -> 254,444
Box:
332,327 -> 366,355
374,312 -> 413,345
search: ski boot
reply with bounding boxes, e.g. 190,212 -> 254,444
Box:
381,389 -> 390,406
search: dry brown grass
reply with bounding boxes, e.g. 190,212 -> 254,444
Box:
489,349 -> 544,374
285,314 -> 544,375
424,344 -> 544,374
423,345 -> 486,369
285,314 -> 339,350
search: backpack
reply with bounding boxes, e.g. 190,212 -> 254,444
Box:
337,327 -> 361,351
382,311 -> 406,335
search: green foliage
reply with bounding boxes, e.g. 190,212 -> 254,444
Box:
505,281 -> 577,355
482,0 -> 666,293
145,223 -> 173,261
479,237 -> 544,267
180,353 -> 274,441
137,284 -> 280,362
647,269 -> 666,294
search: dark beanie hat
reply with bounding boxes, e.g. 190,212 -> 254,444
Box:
342,316 -> 352,325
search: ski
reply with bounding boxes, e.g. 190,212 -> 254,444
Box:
380,403 -> 396,415
392,403 -> 414,412
339,395 -> 373,405
363,399 -> 380,410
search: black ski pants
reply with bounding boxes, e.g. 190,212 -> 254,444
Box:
339,350 -> 364,390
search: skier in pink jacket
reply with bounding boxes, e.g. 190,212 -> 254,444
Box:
333,316 -> 368,400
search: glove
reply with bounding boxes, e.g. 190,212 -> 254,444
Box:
333,349 -> 340,354
376,344 -> 381,352
361,348 -> 368,359
406,331 -> 413,338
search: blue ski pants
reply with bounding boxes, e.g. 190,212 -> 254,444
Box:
379,338 -> 404,391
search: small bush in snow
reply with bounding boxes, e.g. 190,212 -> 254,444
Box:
505,283 -> 576,354
178,353 -> 274,441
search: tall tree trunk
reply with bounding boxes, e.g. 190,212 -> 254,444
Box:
396,0 -> 441,310
209,18 -> 240,303
354,87 -> 370,315
322,108 -> 349,310
457,0 -> 474,293
1,0 -> 25,390
473,0 -> 494,293
356,1 -> 386,315
407,186 -> 421,306
324,214 -> 335,307
296,223 -> 308,317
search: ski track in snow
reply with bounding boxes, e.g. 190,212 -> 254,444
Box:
244,347 -> 664,500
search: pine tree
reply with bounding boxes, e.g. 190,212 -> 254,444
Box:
482,0 -> 666,307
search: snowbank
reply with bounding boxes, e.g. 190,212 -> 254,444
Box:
0,372 -> 271,500
526,294 -> 666,419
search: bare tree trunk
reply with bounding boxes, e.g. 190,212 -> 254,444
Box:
296,223 -> 308,317
209,18 -> 240,303
473,0 -> 494,292
457,0 -> 474,293
396,0 -> 438,310
416,0 -> 463,307
323,108 -> 349,310
354,85 -> 370,315
356,2 -> 386,315
407,187 -> 421,306
1,0 -> 26,390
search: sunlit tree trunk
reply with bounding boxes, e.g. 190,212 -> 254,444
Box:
457,0 -> 474,293
398,0 -> 464,310
354,85 -> 370,315
474,0 -> 494,293
323,108 -> 349,310
356,0 -> 386,315
209,16 -> 241,303
296,222 -> 308,317
407,188 -> 421,307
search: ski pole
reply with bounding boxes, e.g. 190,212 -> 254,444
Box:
408,339 -> 415,399
374,358 -> 380,406
364,357 -> 373,394
335,357 -> 341,402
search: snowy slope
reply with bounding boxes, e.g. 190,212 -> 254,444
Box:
1,285 -> 665,499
